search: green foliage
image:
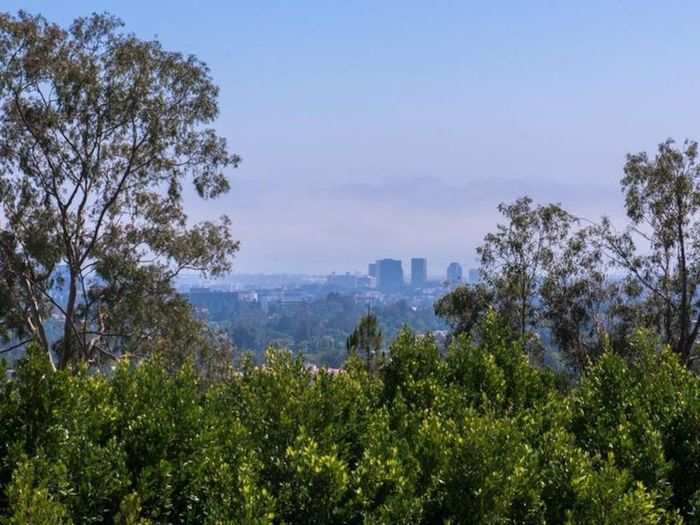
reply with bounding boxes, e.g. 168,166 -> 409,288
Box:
1,326 -> 698,523
346,312 -> 383,373
3,457 -> 71,524
610,139 -> 700,362
445,313 -> 555,414
278,430 -> 349,524
351,408 -> 423,524
226,293 -> 445,368
435,139 -> 700,370
433,284 -> 493,337
434,411 -> 545,523
0,11 -> 239,368
381,329 -> 445,411
478,197 -> 574,342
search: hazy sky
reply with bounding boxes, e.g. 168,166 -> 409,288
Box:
6,1 -> 700,275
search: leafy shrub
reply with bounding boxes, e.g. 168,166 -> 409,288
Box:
1,326 -> 697,523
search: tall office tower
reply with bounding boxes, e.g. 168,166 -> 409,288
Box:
410,258 -> 428,288
376,259 -> 404,291
446,262 -> 463,283
368,263 -> 377,278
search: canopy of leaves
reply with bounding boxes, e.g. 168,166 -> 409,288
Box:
0,318 -> 697,523
0,11 -> 239,368
596,139 -> 700,363
437,140 -> 700,372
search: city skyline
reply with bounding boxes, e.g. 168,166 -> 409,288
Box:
186,255 -> 476,284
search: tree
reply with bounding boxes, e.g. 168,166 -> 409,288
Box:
433,283 -> 493,337
346,311 -> 382,372
597,139 -> 700,364
477,197 -> 573,362
436,139 -> 700,370
0,12 -> 239,369
437,198 -> 616,370
539,227 -> 614,369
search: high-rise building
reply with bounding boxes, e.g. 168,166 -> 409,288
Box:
411,258 -> 428,288
446,262 -> 463,283
376,259 -> 404,291
368,263 -> 377,278
468,268 -> 480,284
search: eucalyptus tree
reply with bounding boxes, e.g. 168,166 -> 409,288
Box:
434,198 -> 576,366
433,283 -> 493,337
437,198 -> 613,369
478,197 -> 573,343
539,227 -> 614,369
596,139 -> 700,364
0,12 -> 239,369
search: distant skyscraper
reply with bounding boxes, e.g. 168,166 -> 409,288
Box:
468,268 -> 480,284
376,259 -> 404,290
368,263 -> 377,278
446,262 -> 463,283
411,258 -> 428,287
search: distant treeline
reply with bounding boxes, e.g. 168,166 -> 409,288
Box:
225,293 -> 446,367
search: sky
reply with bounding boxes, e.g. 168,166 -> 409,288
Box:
5,1 -> 700,275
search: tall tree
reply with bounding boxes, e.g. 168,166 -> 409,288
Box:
437,199 -> 613,370
539,227 -> 614,369
0,12 -> 239,369
478,197 -> 573,346
597,139 -> 700,364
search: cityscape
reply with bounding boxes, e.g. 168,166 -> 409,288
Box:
33,258 -> 477,368
181,258 -> 477,300
177,258 -> 479,365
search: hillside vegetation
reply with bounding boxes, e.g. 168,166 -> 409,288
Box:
2,315 -> 699,524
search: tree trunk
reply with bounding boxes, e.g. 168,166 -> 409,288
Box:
677,209 -> 690,362
59,270 -> 79,369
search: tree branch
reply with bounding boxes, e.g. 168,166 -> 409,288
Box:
0,338 -> 32,355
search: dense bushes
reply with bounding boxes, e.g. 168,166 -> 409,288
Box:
1,317 -> 700,523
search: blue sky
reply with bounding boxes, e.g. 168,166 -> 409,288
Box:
6,2 -> 700,275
